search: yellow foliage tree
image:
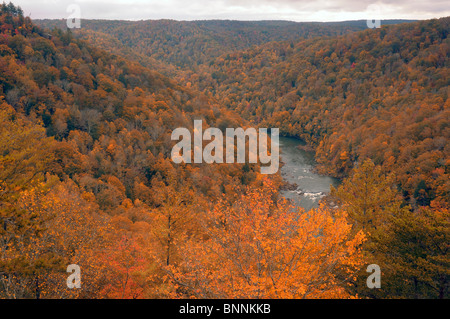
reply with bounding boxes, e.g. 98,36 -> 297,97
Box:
166,178 -> 366,299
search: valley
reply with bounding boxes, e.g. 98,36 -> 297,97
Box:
0,2 -> 448,299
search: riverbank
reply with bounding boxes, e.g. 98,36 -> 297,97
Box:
276,136 -> 339,211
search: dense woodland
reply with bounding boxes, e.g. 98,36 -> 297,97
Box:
0,2 -> 448,299
186,18 -> 450,207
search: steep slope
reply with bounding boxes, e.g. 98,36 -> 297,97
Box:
0,4 -> 265,297
1,4 -> 371,299
1,8 -> 257,203
1,3 -> 448,299
186,17 -> 449,209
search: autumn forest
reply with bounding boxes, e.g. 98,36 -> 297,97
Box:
0,2 -> 448,299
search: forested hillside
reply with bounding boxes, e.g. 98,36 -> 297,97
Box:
0,3 -> 370,299
182,20 -> 449,298
36,17 -> 449,212
1,2 -> 448,299
0,3 -> 272,298
35,19 -> 414,70
186,17 -> 450,211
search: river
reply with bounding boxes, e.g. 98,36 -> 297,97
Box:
276,136 -> 339,211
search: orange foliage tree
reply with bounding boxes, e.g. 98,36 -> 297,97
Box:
166,178 -> 366,298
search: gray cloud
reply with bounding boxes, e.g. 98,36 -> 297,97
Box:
9,0 -> 450,21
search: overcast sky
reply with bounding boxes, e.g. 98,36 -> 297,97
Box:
10,0 -> 450,22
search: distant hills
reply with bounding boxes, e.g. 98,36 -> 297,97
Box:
35,19 -> 416,69
34,17 -> 449,208
1,5 -> 448,299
